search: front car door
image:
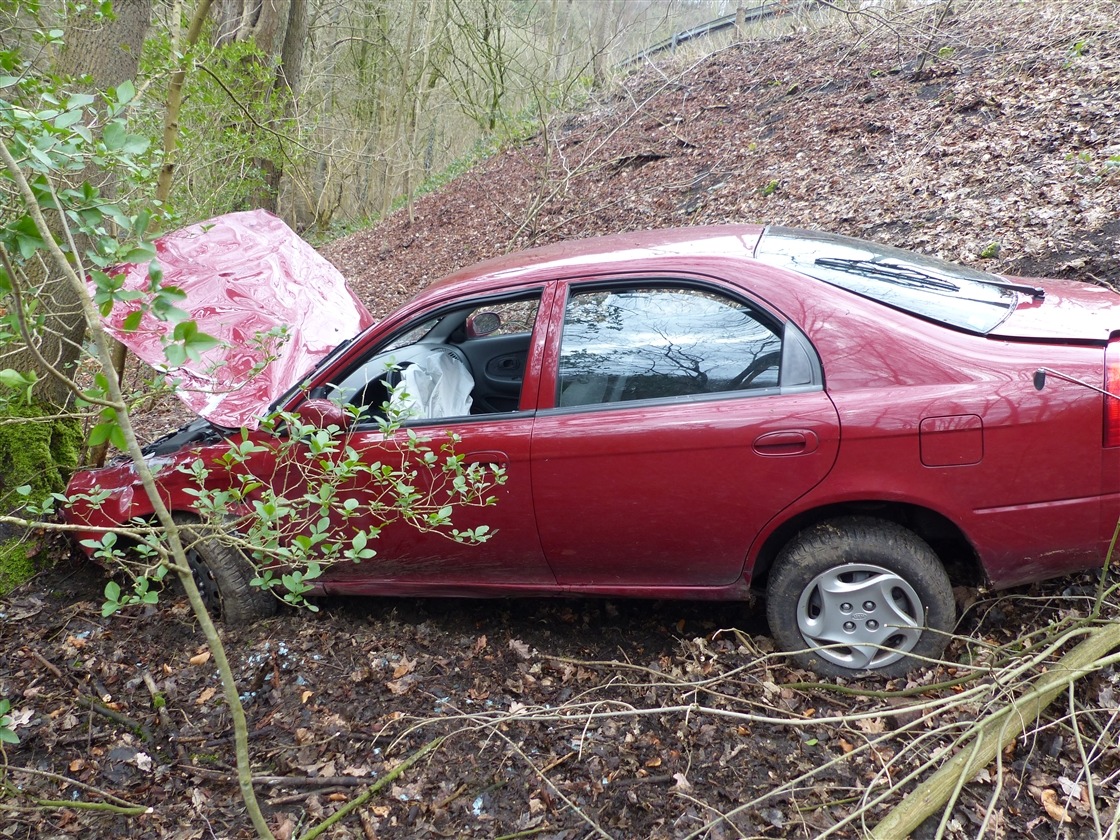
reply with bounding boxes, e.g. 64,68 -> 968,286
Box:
297,288 -> 557,593
530,278 -> 842,589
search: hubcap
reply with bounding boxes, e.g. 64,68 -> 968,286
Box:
796,563 -> 925,671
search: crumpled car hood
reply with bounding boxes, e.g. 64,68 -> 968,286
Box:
96,210 -> 374,428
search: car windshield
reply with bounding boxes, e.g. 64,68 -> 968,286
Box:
755,226 -> 1020,333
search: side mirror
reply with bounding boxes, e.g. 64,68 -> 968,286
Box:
466,311 -> 502,338
295,398 -> 352,430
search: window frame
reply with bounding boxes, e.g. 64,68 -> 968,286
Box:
310,288 -> 551,428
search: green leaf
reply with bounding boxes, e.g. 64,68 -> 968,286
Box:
65,92 -> 96,110
163,344 -> 186,367
109,424 -> 127,451
53,109 -> 83,129
104,580 -> 121,602
121,245 -> 155,265
121,310 -> 142,331
122,134 -> 149,155
87,422 -> 113,446
114,79 -> 136,106
0,369 -> 36,390
102,120 -> 126,150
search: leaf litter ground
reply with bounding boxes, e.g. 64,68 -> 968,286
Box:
4,2 -> 1120,837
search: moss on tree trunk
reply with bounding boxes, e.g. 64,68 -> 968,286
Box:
0,389 -> 83,594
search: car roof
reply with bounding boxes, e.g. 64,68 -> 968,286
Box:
423,224 -> 767,295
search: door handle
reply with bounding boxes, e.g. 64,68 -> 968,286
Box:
752,430 -> 818,456
463,450 -> 509,468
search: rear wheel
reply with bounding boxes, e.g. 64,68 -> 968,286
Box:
765,517 -> 954,678
173,515 -> 276,623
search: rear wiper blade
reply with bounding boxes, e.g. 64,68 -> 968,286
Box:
815,256 -> 1045,301
970,277 -> 1045,300
813,257 -> 959,291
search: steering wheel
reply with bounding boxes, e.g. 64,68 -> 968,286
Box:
727,351 -> 781,390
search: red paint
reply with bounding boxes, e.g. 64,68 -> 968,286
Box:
65,221 -> 1120,600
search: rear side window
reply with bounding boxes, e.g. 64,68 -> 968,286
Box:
755,226 -> 1020,333
557,285 -> 781,407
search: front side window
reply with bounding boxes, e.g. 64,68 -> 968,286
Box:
318,292 -> 543,423
557,285 -> 782,408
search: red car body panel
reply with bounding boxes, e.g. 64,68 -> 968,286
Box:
64,222 -> 1120,600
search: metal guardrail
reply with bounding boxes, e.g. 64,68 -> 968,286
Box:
619,0 -> 821,69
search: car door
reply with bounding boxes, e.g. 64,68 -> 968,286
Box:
530,278 -> 841,588
300,289 -> 557,591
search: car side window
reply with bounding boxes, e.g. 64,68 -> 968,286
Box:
319,293 -> 543,423
557,285 -> 782,408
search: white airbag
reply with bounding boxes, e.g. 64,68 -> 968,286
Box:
391,351 -> 474,419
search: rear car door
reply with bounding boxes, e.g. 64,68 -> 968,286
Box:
529,278 -> 842,588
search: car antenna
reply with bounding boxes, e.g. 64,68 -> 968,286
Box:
1034,367 -> 1120,399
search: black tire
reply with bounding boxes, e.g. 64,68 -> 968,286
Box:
765,517 -> 954,678
173,514 -> 276,623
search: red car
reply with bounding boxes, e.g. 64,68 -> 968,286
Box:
65,210 -> 1120,677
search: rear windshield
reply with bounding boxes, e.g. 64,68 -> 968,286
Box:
755,226 -> 1018,333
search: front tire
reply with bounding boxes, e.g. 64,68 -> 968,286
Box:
173,515 -> 276,623
765,517 -> 954,678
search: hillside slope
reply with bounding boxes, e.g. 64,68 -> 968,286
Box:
322,0 -> 1119,318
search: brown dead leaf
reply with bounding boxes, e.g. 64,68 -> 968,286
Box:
473,635 -> 487,654
189,650 -> 211,666
295,727 -> 314,745
509,639 -> 531,659
392,655 -> 416,679
838,738 -> 854,753
65,635 -> 87,649
195,686 -> 217,705
645,756 -> 662,768
385,676 -> 415,695
1041,789 -> 1072,823
300,690 -> 313,704
274,817 -> 296,840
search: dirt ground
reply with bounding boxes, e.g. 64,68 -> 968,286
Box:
3,1 -> 1120,838
4,556 -> 1120,839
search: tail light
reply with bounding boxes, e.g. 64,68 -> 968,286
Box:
1105,339 -> 1120,447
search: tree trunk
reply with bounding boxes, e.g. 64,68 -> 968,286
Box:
5,0 -> 152,410
210,0 -> 305,216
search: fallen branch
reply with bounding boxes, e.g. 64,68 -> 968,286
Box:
1,764 -> 146,809
176,764 -> 366,788
31,798 -> 150,815
870,621 -> 1120,839
297,737 -> 444,840
75,696 -> 152,743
